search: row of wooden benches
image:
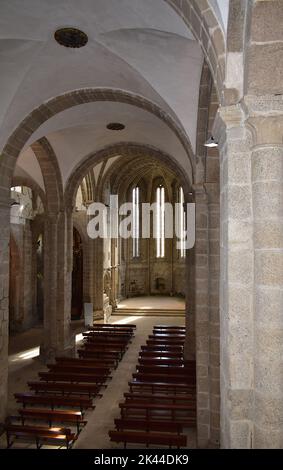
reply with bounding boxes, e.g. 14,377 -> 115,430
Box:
4,322 -> 136,449
109,325 -> 196,448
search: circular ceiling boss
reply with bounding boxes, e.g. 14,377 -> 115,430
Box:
54,28 -> 88,48
106,123 -> 125,131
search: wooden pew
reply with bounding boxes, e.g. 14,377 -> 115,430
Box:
83,329 -> 132,341
132,373 -> 195,384
82,342 -> 126,354
39,371 -> 111,384
140,350 -> 184,358
153,325 -> 185,330
150,336 -> 185,342
114,418 -> 184,434
27,381 -> 101,398
141,345 -> 183,352
89,327 -> 135,336
124,392 -> 195,404
109,429 -> 187,448
91,324 -> 136,330
128,381 -> 195,395
83,335 -> 129,344
47,363 -> 111,375
55,357 -> 116,369
18,408 -> 86,434
138,357 -> 185,366
119,402 -> 196,422
5,421 -> 77,449
83,332 -> 131,340
152,331 -> 186,336
136,365 -> 196,375
146,339 -> 184,346
14,392 -> 94,412
77,349 -> 120,363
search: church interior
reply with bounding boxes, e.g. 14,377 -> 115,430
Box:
0,0 -> 283,450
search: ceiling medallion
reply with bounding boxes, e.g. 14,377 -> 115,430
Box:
106,123 -> 125,131
54,27 -> 88,48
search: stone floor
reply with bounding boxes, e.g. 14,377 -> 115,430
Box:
1,314 -> 196,449
117,296 -> 186,311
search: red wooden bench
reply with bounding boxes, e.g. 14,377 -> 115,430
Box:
47,363 -> 111,375
27,381 -> 101,398
140,350 -> 184,358
109,429 -> 187,448
5,421 -> 77,449
124,392 -> 195,404
128,381 -> 196,394
39,371 -> 111,384
119,402 -> 196,422
138,357 -> 185,366
91,323 -> 136,330
18,408 -> 86,434
14,392 -> 94,412
55,357 -> 116,369
132,372 -> 195,384
77,349 -> 120,363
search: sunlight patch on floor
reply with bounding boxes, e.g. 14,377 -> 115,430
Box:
9,346 -> 40,363
112,316 -> 143,325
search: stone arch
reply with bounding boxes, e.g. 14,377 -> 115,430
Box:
0,88 -> 195,210
31,138 -> 63,214
65,142 -> 194,210
98,153 -> 178,205
165,0 -> 226,101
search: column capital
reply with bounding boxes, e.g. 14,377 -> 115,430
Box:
243,95 -> 283,146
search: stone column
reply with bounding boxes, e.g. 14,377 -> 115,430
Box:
215,104 -> 254,448
206,182 -> 220,447
40,210 -> 74,360
191,184 -> 210,448
92,237 -> 104,319
0,201 -> 10,421
248,98 -> 283,448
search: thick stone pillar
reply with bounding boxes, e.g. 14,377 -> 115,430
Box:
40,210 -> 74,360
215,96 -> 283,448
192,184 -> 210,447
0,202 -> 10,422
190,182 -> 220,448
215,104 -> 254,448
206,182 -> 220,447
249,99 -> 283,448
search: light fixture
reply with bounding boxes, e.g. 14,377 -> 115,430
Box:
204,136 -> 218,148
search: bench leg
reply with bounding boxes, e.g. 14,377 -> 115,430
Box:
36,437 -> 41,449
6,432 -> 12,449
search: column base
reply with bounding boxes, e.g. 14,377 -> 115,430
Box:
39,340 -> 76,363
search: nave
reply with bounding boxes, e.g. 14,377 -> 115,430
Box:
1,316 -> 196,449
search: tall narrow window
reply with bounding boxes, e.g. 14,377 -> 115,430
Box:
178,186 -> 186,258
132,186 -> 140,257
156,185 -> 165,258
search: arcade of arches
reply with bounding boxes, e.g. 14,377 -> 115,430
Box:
0,0 -> 283,449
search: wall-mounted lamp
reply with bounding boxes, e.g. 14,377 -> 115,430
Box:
204,136 -> 218,148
